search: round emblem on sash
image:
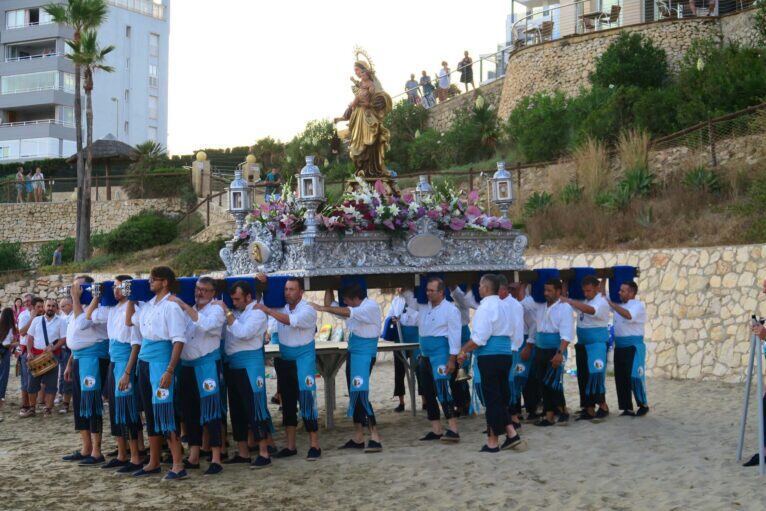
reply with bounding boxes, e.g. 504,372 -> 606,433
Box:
637,366 -> 645,376
437,365 -> 447,376
515,363 -> 526,374
203,379 -> 217,392
593,359 -> 604,370
155,388 -> 170,401
352,376 -> 364,388
83,376 -> 96,388
255,376 -> 264,389
305,375 -> 315,387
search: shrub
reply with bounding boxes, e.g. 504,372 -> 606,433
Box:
598,182 -> 634,212
631,86 -> 681,137
506,92 -> 570,162
524,191 -> 553,217
444,103 -> 499,165
38,238 -> 75,266
285,119 -> 335,173
558,181 -> 583,205
102,210 -> 178,254
590,32 -> 668,89
0,242 -> 28,272
573,138 -> 610,202
682,166 -> 722,194
617,129 -> 650,174
386,101 -> 429,168
325,160 -> 355,182
171,239 -> 226,276
622,166 -> 655,198
407,129 -> 450,171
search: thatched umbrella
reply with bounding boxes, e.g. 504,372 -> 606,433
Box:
66,134 -> 138,200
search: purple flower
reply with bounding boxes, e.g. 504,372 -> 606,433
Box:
402,193 -> 414,204
374,180 -> 387,195
383,220 -> 395,230
450,218 -> 466,231
427,210 -> 441,221
468,190 -> 479,203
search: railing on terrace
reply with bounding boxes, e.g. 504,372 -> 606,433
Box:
5,21 -> 56,30
0,85 -> 72,95
0,119 -> 74,129
5,52 -> 64,63
107,0 -> 166,20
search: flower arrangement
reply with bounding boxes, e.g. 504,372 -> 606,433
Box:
249,184 -> 307,236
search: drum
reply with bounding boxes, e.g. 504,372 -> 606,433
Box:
28,351 -> 58,378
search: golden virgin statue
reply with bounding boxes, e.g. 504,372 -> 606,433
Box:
335,48 -> 393,180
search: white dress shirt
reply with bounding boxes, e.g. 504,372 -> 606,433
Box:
446,286 -> 478,326
576,294 -> 610,329
276,300 -> 317,348
18,309 -> 31,347
182,302 -> 227,360
613,299 -> 646,337
520,295 -> 538,338
414,299 -> 462,355
27,314 -> 66,351
340,297 -> 381,339
3,329 -> 13,346
132,294 -> 187,344
89,301 -> 142,346
67,313 -> 107,351
386,295 -> 418,327
530,299 -> 575,343
470,295 -> 516,347
225,302 -> 267,356
502,295 -> 526,351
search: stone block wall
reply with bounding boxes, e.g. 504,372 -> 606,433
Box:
424,77 -> 505,133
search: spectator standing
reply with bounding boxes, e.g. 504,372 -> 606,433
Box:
15,167 -> 25,203
420,71 -> 436,108
405,74 -> 420,105
31,167 -> 45,203
458,51 -> 475,92
13,297 -> 24,324
437,61 -> 451,103
0,307 -> 19,423
264,168 -> 281,202
52,244 -> 64,266
24,170 -> 34,202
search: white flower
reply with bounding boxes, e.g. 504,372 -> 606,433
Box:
375,205 -> 388,217
389,204 -> 400,216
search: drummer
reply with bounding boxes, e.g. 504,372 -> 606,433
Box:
25,298 -> 66,417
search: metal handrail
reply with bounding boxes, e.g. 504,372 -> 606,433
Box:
5,21 -> 55,30
4,52 -> 63,63
0,119 -> 74,128
510,0 -> 616,46
107,0 -> 166,20
0,85 -> 72,95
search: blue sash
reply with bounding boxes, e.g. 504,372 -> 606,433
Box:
270,331 -> 280,346
469,353 -> 484,415
347,334 -> 377,419
615,335 -> 648,405
537,332 -> 565,392
460,325 -> 471,344
138,340 -> 176,434
578,327 -> 608,397
475,335 -> 512,356
280,342 -> 318,424
109,340 -> 138,426
401,325 -> 421,361
72,340 -> 109,419
614,335 -> 643,349
228,348 -> 272,432
181,350 -> 222,425
419,335 -> 453,407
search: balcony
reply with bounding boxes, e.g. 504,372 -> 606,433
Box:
0,105 -> 75,140
107,0 -> 167,20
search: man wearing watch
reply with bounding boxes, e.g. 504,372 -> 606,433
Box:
529,279 -> 574,427
127,266 -> 188,480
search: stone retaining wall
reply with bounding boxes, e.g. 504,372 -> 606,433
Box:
424,77 -> 505,133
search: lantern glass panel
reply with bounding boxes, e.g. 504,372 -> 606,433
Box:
497,181 -> 511,200
302,178 -> 315,198
231,190 -> 243,210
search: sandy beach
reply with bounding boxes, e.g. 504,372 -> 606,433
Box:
2,354 -> 765,511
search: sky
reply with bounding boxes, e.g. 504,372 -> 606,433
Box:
167,0 -> 510,156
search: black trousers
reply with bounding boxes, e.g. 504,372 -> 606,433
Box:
394,350 -> 423,397
450,370 -> 471,414
420,357 -> 455,422
614,346 -> 645,410
274,358 -> 318,432
225,364 -> 271,442
477,354 -> 513,437
106,362 -> 142,439
575,344 -> 606,409
72,357 -> 110,434
534,347 -> 566,413
522,357 -> 542,415
345,356 -> 377,426
180,364 -> 223,447
137,360 -> 180,437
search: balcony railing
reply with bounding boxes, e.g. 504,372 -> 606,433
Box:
5,20 -> 56,30
0,119 -> 75,129
4,52 -> 63,63
107,0 -> 166,20
0,85 -> 73,95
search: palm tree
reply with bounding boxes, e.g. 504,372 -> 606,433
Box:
66,30 -> 115,259
124,141 -> 168,198
44,0 -> 108,261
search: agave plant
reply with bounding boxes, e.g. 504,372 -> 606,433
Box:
524,191 -> 553,217
682,165 -> 722,194
622,165 -> 655,198
558,181 -> 583,205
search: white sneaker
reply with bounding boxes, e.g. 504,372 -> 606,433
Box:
54,395 -> 62,405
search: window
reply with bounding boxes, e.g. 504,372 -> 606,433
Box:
148,96 -> 158,120
147,126 -> 158,141
0,145 -> 10,159
149,33 -> 159,57
6,9 -> 25,29
39,10 -> 53,25
125,25 -> 132,38
1,71 -> 58,94
148,64 -> 158,88
124,121 -> 129,134
63,73 -> 75,93
61,106 -> 74,126
19,138 -> 58,158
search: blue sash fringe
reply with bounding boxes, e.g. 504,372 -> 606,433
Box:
109,340 -> 138,426
139,340 -> 176,434
73,340 -> 109,419
347,334 -> 377,420
578,327 -> 608,397
227,349 -> 273,434
460,325 -> 471,345
420,335 -> 453,408
469,353 -> 484,415
280,342 -> 318,423
181,350 -> 222,425
631,340 -> 647,405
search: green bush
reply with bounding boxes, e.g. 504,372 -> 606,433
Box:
38,238 -> 75,266
598,182 -> 634,212
622,166 -> 655,198
558,181 -> 583,205
325,160 -> 355,182
102,210 -> 178,254
285,119 -> 335,173
386,101 -> 429,169
407,129 -> 450,171
444,102 -> 499,165
682,166 -> 722,194
171,239 -> 226,276
524,191 -> 553,217
0,242 -> 28,272
590,32 -> 668,89
507,92 -> 570,162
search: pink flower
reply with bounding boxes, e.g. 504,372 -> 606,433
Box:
465,205 -> 482,220
374,180 -> 387,195
499,218 -> 513,229
407,221 -> 417,231
467,190 -> 479,204
402,193 -> 414,204
383,220 -> 395,230
450,218 -> 466,231
427,210 -> 441,221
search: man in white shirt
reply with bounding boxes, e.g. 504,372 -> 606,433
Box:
511,283 -> 543,422
526,278 -> 574,427
255,277 -> 322,461
447,285 -> 475,417
127,266 -> 188,480
437,61 -> 450,103
564,275 -> 611,421
84,275 -> 145,474
312,283 -> 383,452
25,298 -> 66,417
56,297 -> 74,413
496,275 -> 525,427
606,280 -> 649,418
17,294 -> 39,418
457,274 -> 523,452
217,280 -> 273,469
172,276 -> 228,475
382,288 -> 421,413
